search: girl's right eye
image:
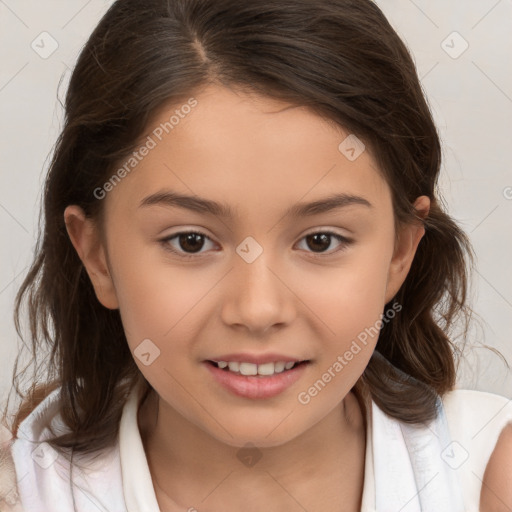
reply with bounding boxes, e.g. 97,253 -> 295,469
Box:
159,231 -> 216,259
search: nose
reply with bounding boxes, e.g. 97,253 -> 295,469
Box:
220,253 -> 296,336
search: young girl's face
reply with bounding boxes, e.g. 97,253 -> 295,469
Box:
66,84 -> 427,448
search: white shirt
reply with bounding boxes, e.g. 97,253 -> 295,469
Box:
3,381 -> 512,511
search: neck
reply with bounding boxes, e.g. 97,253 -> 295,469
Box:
138,388 -> 367,512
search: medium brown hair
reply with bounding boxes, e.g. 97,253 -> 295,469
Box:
4,0 -> 473,453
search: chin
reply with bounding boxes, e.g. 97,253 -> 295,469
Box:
207,422 -> 303,449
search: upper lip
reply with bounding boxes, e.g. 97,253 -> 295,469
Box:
206,353 -> 309,365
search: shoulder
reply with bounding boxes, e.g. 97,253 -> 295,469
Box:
441,388 -> 512,439
441,388 -> 512,511
441,387 -> 511,412
7,388 -> 125,511
480,422 -> 512,512
0,425 -> 23,511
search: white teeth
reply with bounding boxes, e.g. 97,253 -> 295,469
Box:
273,362 -> 286,373
228,361 -> 239,372
239,362 -> 258,376
257,362 -> 275,376
215,360 -> 300,376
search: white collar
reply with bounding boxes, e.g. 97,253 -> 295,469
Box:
119,380 -> 376,511
119,380 -> 466,511
119,381 -> 161,512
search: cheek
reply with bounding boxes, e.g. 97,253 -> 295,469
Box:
111,263 -> 213,388
300,244 -> 393,342
293,251 -> 393,410
105,232 -> 209,352
299,244 -> 394,401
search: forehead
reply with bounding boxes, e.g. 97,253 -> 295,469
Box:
105,84 -> 391,221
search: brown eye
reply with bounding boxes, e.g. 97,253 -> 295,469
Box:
159,230 -> 352,260
305,233 -> 331,252
297,231 -> 353,255
177,233 -> 206,253
160,231 -> 216,257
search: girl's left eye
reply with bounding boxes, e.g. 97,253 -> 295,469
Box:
159,230 -> 353,259
296,231 -> 353,255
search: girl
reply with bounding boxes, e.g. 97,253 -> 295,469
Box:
1,0 -> 511,511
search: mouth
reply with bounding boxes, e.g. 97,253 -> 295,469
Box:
206,359 -> 309,376
204,359 -> 311,399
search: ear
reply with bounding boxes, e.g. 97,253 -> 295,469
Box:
384,196 -> 430,303
63,205 -> 119,310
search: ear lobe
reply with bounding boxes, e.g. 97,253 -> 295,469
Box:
63,205 -> 119,310
384,196 -> 430,303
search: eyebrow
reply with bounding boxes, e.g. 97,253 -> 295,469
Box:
139,190 -> 372,218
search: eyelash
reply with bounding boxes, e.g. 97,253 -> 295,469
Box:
158,230 -> 353,260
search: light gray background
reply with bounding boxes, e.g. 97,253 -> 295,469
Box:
1,0 -> 511,405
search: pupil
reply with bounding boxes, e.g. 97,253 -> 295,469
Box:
307,233 -> 330,252
179,233 -> 204,253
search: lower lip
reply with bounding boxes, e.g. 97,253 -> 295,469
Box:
204,361 -> 309,399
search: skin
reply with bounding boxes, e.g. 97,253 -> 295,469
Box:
480,423 -> 512,511
64,83 -> 430,511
